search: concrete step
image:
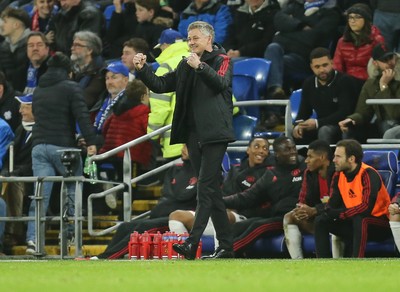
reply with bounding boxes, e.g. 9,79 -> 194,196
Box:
11,244 -> 107,257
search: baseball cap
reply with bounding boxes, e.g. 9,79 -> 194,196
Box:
372,43 -> 396,62
15,93 -> 33,104
154,29 -> 184,49
103,61 -> 129,77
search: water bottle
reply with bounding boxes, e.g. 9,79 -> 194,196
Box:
140,231 -> 151,260
83,156 -> 90,175
129,231 -> 140,260
152,232 -> 162,260
89,161 -> 98,184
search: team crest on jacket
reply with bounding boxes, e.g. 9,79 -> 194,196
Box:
242,176 -> 255,187
291,169 -> 301,176
186,177 -> 197,190
189,177 -> 198,185
171,178 -> 176,185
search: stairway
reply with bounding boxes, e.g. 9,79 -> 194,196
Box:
9,183 -> 163,257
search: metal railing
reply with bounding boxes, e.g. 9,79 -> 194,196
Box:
0,99 -> 291,258
365,99 -> 400,144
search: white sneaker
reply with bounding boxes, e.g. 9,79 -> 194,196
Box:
105,193 -> 117,209
26,240 -> 36,255
89,256 -> 99,260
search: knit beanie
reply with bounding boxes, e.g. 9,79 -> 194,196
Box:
47,52 -> 72,73
346,3 -> 372,22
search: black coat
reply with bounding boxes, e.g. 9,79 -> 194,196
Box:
138,44 -> 235,145
0,82 -> 21,132
223,0 -> 280,57
32,67 -> 97,148
273,1 -> 341,59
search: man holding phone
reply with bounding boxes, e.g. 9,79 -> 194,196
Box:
292,47 -> 360,145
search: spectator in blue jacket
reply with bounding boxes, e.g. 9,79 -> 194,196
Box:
178,0 -> 233,44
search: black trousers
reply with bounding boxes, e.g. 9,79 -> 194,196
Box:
186,132 -> 232,250
314,214 -> 391,258
98,217 -> 169,259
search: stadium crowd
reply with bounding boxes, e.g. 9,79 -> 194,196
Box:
0,0 -> 400,259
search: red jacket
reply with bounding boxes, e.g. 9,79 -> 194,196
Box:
100,104 -> 151,167
333,26 -> 384,80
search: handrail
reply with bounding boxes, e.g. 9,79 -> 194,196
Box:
364,99 -> 400,144
87,158 -> 182,236
366,99 -> 400,105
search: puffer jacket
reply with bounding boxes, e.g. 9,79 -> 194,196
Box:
100,102 -> 151,166
333,26 -> 385,80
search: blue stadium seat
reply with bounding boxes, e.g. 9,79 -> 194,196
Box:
103,4 -> 125,29
230,114 -> 258,163
232,58 -> 271,118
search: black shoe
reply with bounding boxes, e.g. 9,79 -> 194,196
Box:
172,242 -> 198,260
201,248 -> 235,260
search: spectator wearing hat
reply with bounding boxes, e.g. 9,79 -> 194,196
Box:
92,61 -> 130,135
338,43 -> 400,142
70,31 -> 107,110
0,7 -> 31,92
120,38 -> 150,81
25,52 -> 97,254
1,93 -> 34,251
23,31 -> 51,94
147,28 -> 189,160
0,71 -> 21,132
333,3 -> 384,83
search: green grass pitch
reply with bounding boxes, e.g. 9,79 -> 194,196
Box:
0,259 -> 399,291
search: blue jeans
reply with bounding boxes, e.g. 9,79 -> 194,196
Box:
0,197 -> 6,252
264,42 -> 311,93
26,144 -> 82,242
373,10 -> 400,52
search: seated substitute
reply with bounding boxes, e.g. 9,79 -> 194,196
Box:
283,139 -> 335,259
168,136 -> 273,252
223,136 -> 306,256
314,139 -> 391,258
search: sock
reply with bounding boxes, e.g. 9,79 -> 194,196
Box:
389,221 -> 400,252
284,224 -> 303,259
168,220 -> 188,234
331,234 -> 345,258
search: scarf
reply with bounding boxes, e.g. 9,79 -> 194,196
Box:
94,90 -> 125,133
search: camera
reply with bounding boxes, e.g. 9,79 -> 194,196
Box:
59,149 -> 81,177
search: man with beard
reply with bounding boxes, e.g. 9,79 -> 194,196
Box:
70,31 -> 106,110
292,47 -> 360,145
314,139 -> 391,258
339,43 -> 400,142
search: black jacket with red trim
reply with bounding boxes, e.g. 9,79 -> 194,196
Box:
298,162 -> 335,216
137,43 -> 235,145
223,161 -> 306,218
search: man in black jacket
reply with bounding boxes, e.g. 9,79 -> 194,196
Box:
168,136 -> 273,246
283,139 -> 334,259
292,47 -> 360,144
133,21 -> 235,260
26,52 -> 97,255
224,136 -> 306,254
